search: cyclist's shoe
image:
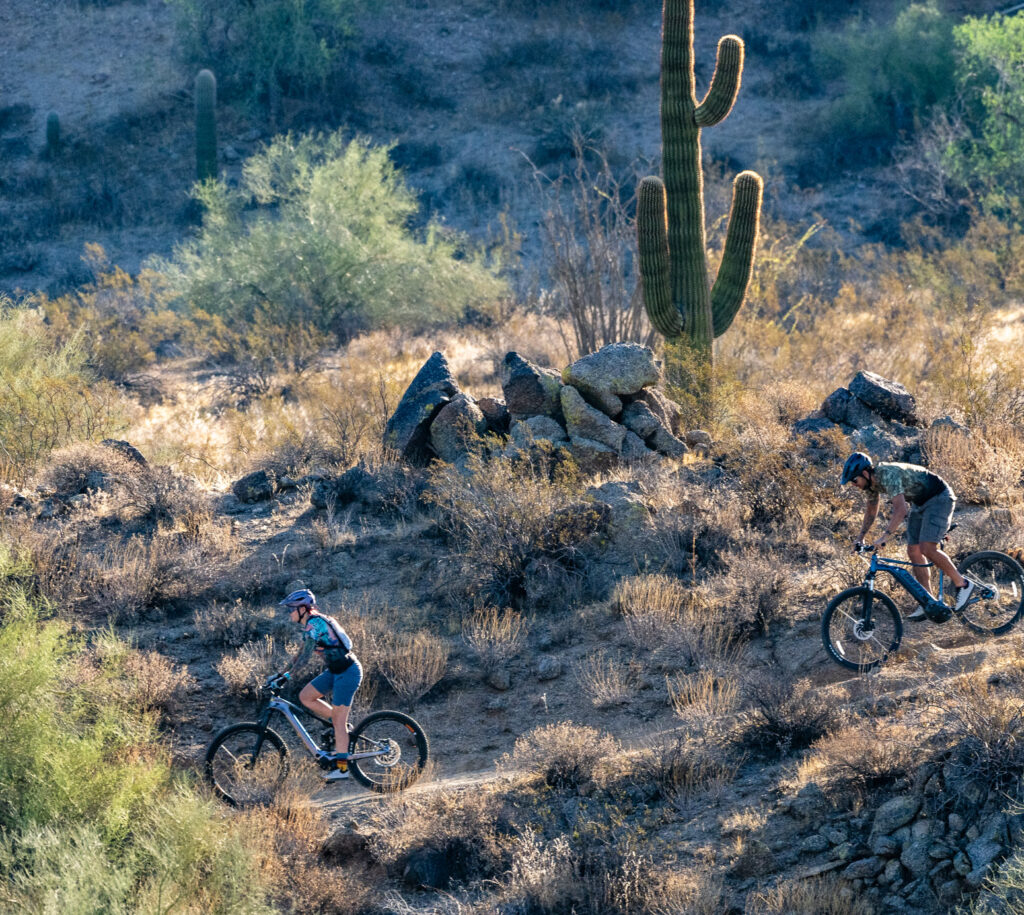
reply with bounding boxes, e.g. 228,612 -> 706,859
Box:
316,750 -> 346,771
954,580 -> 976,611
906,605 -> 928,622
323,766 -> 350,782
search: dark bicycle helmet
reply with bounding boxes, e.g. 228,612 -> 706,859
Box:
279,588 -> 316,610
841,452 -> 873,485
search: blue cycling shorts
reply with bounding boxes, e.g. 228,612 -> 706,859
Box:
310,658 -> 363,707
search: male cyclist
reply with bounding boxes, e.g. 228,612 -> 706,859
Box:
278,588 -> 362,781
841,452 -> 974,620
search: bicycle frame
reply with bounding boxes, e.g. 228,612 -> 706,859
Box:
862,551 -> 949,612
257,690 -> 389,762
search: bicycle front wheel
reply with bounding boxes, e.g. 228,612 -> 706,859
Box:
956,550 -> 1024,635
822,587 -> 902,672
205,723 -> 289,807
349,711 -> 429,793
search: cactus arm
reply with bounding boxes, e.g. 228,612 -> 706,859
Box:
695,36 -> 744,127
710,170 -> 763,337
637,177 -> 683,340
195,69 -> 218,182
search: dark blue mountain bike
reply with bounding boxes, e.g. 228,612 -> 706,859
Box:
822,545 -> 1024,671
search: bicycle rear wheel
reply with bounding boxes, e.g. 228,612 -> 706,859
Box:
348,711 -> 429,793
822,586 -> 902,671
955,550 -> 1024,635
205,723 -> 289,807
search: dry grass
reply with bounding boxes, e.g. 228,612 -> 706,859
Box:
736,675 -> 844,760
612,572 -> 685,650
573,650 -> 636,708
667,669 -> 740,727
635,736 -> 738,808
193,598 -> 272,647
216,635 -> 286,698
462,606 -> 528,676
34,441 -> 141,495
501,721 -> 620,791
924,423 -> 1024,507
376,630 -> 449,707
744,875 -> 876,914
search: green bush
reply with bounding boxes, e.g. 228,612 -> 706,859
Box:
807,2 -> 955,168
165,131 -> 503,351
0,303 -> 123,480
168,0 -> 365,113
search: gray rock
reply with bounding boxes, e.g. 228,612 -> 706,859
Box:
966,865 -> 994,889
568,436 -> 619,474
684,429 -> 712,447
635,387 -> 683,435
587,480 -> 651,537
486,669 -> 511,691
321,828 -> 369,862
510,415 -> 568,447
874,798 -> 922,837
953,851 -> 972,876
851,423 -> 902,461
931,415 -> 970,436
822,826 -> 848,846
843,857 -> 885,880
789,783 -> 827,821
621,401 -> 661,440
429,393 -> 488,462
883,857 -> 903,885
967,837 -> 1003,873
101,438 -> 148,466
948,813 -> 966,836
800,834 -> 830,854
849,371 -> 919,425
562,343 -> 661,418
232,469 -> 276,503
822,388 -> 852,425
477,397 -> 510,435
793,414 -> 838,437
937,879 -> 963,906
537,657 -> 562,680
621,430 -> 658,463
501,352 -> 563,420
900,840 -> 933,878
845,395 -> 887,429
385,352 -> 459,465
871,834 -> 902,857
649,426 -> 689,458
402,847 -> 452,889
561,386 -> 626,451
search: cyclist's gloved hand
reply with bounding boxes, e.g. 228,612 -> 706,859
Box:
853,539 -> 866,553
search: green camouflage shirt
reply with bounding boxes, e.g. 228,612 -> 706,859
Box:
869,462 -> 951,506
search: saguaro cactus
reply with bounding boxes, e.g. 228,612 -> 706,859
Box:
637,0 -> 763,357
195,69 -> 218,182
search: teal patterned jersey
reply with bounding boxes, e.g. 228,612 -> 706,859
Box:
870,462 -> 951,506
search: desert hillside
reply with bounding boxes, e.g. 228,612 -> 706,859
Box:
3,1 -> 1024,914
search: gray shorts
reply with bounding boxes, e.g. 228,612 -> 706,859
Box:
907,490 -> 955,545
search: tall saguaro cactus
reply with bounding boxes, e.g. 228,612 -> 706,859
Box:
637,0 -> 763,358
195,69 -> 218,182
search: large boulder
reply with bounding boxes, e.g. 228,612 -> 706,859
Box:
560,386 -> 626,451
621,401 -> 661,440
384,352 -> 460,465
232,469 -> 276,503
568,437 -> 619,474
476,397 -> 510,435
562,343 -> 661,418
429,393 -> 488,463
849,371 -> 919,426
635,387 -> 682,435
500,352 -> 563,421
510,415 -> 568,447
587,480 -> 651,537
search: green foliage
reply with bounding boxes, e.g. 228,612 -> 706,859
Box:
636,0 -> 762,366
0,301 -> 123,479
941,12 -> 1024,217
0,554 -> 271,913
169,0 -> 364,113
808,2 -> 955,167
195,68 -> 217,182
166,131 -> 503,348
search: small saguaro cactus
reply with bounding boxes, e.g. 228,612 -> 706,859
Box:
637,0 -> 763,359
45,112 -> 61,157
195,69 -> 218,182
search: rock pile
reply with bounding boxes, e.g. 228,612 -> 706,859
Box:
781,774 -> 1021,911
384,344 -> 703,472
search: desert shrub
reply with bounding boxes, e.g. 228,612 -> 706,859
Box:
195,599 -> 272,647
635,736 -> 737,808
745,875 -> 875,914
710,551 -> 797,638
118,465 -> 211,528
535,139 -> 655,355
502,721 -> 619,791
612,573 -> 684,650
807,719 -> 920,797
165,131 -> 503,356
376,630 -> 449,708
736,675 -> 843,760
932,672 -> 1024,810
668,669 -> 740,729
425,449 -> 603,610
806,2 -> 955,168
216,635 -> 285,698
93,631 -> 197,717
35,245 -> 180,382
0,596 -> 270,912
168,0 -> 365,113
462,606 -> 528,676
0,305 -> 122,481
573,651 -> 635,708
34,441 -> 139,497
